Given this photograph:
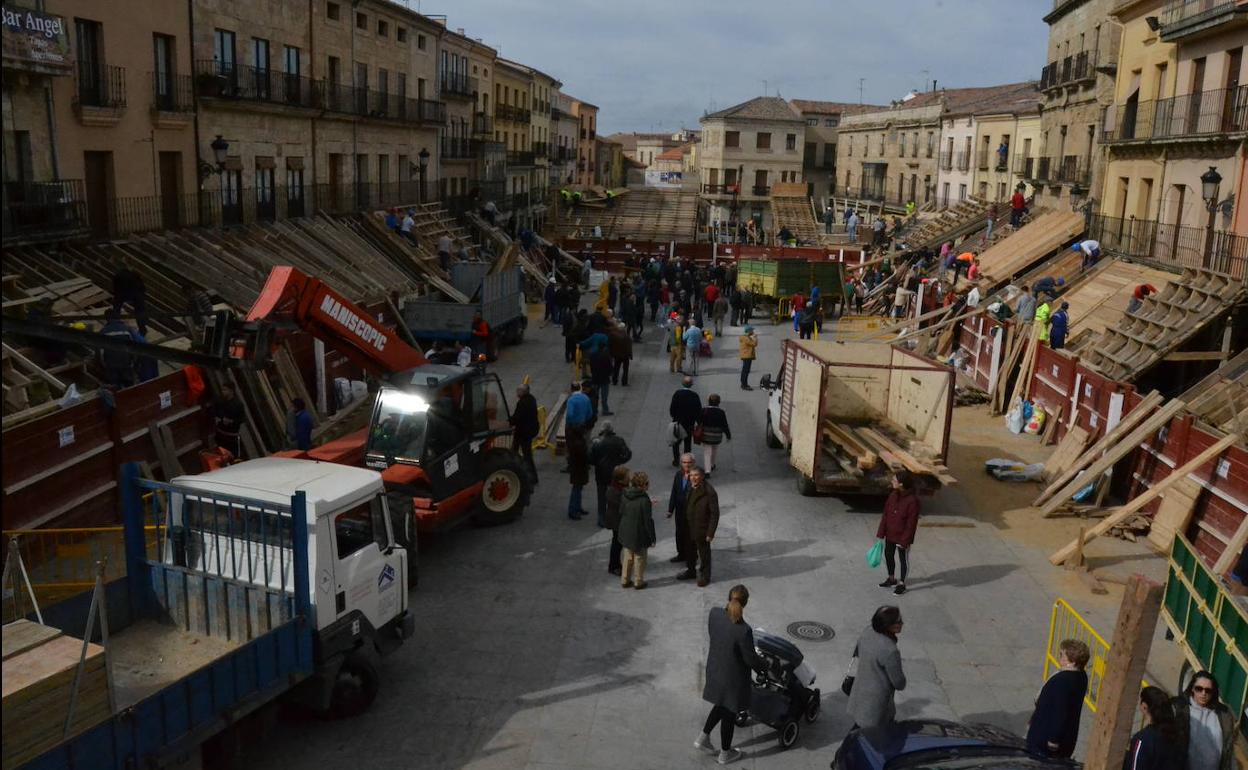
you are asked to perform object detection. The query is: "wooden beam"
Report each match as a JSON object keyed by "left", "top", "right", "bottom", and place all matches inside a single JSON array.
[
  {"left": 1163, "top": 350, "right": 1230, "bottom": 362},
  {"left": 1082, "top": 574, "right": 1163, "bottom": 770},
  {"left": 1049, "top": 432, "right": 1239, "bottom": 564},
  {"left": 1212, "top": 513, "right": 1248, "bottom": 575}
]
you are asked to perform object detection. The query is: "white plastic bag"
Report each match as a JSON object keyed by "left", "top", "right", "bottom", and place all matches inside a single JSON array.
[
  {"left": 59, "top": 383, "right": 82, "bottom": 409},
  {"left": 1005, "top": 399, "right": 1025, "bottom": 434}
]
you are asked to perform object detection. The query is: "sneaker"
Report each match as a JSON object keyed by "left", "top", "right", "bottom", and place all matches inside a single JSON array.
[
  {"left": 694, "top": 734, "right": 716, "bottom": 755},
  {"left": 893, "top": 583, "right": 907, "bottom": 596},
  {"left": 717, "top": 748, "right": 742, "bottom": 765},
  {"left": 878, "top": 577, "right": 898, "bottom": 588}
]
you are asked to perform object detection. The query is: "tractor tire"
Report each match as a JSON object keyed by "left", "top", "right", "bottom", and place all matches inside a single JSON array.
[
  {"left": 472, "top": 450, "right": 531, "bottom": 526},
  {"left": 765, "top": 413, "right": 783, "bottom": 449},
  {"left": 386, "top": 492, "right": 418, "bottom": 589},
  {"left": 329, "top": 653, "right": 379, "bottom": 719}
]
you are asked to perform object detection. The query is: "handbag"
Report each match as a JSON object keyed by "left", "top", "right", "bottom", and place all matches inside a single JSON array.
[
  {"left": 692, "top": 425, "right": 705, "bottom": 444},
  {"left": 841, "top": 647, "right": 859, "bottom": 696},
  {"left": 866, "top": 539, "right": 885, "bottom": 569},
  {"left": 667, "top": 421, "right": 687, "bottom": 446}
]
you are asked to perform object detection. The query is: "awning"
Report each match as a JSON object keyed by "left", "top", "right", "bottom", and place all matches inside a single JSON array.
[
  {"left": 285, "top": 156, "right": 305, "bottom": 170},
  {"left": 254, "top": 156, "right": 276, "bottom": 170}
]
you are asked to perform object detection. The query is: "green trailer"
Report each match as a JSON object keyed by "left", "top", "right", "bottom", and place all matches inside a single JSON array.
[
  {"left": 1163, "top": 534, "right": 1248, "bottom": 732},
  {"left": 737, "top": 259, "right": 846, "bottom": 301}
]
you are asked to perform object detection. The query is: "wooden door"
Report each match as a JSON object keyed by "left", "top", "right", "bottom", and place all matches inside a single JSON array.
[
  {"left": 83, "top": 151, "right": 112, "bottom": 237},
  {"left": 159, "top": 151, "right": 180, "bottom": 228}
]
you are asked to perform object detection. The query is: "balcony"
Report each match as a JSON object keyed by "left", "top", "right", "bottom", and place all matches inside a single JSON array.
[
  {"left": 1102, "top": 86, "right": 1248, "bottom": 143},
  {"left": 751, "top": 185, "right": 771, "bottom": 197},
  {"left": 955, "top": 151, "right": 971, "bottom": 172},
  {"left": 976, "top": 150, "right": 991, "bottom": 171},
  {"left": 1090, "top": 213, "right": 1247, "bottom": 278},
  {"left": 151, "top": 72, "right": 194, "bottom": 113},
  {"left": 1160, "top": 0, "right": 1248, "bottom": 41},
  {"left": 551, "top": 107, "right": 569, "bottom": 122},
  {"left": 1013, "top": 156, "right": 1036, "bottom": 177},
  {"left": 532, "top": 141, "right": 549, "bottom": 160},
  {"left": 2, "top": 180, "right": 89, "bottom": 246},
  {"left": 1040, "top": 49, "right": 1099, "bottom": 91},
  {"left": 938, "top": 151, "right": 953, "bottom": 171},
  {"left": 701, "top": 183, "right": 739, "bottom": 196},
  {"left": 440, "top": 72, "right": 477, "bottom": 100},
  {"left": 441, "top": 136, "right": 474, "bottom": 160},
  {"left": 74, "top": 63, "right": 126, "bottom": 124},
  {"left": 506, "top": 150, "right": 536, "bottom": 167},
  {"left": 472, "top": 112, "right": 493, "bottom": 135},
  {"left": 1032, "top": 155, "right": 1089, "bottom": 185},
  {"left": 496, "top": 104, "right": 531, "bottom": 124}
]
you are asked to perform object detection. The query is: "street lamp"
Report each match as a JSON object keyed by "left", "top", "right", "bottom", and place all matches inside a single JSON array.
[
  {"left": 197, "top": 135, "right": 230, "bottom": 182},
  {"left": 1200, "top": 166, "right": 1222, "bottom": 268},
  {"left": 418, "top": 147, "right": 430, "bottom": 205}
]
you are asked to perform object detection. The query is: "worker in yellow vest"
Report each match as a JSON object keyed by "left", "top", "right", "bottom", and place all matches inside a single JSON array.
[{"left": 1034, "top": 295, "right": 1052, "bottom": 343}]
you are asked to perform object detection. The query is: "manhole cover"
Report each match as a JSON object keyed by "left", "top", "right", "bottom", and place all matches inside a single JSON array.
[{"left": 786, "top": 621, "right": 835, "bottom": 642}]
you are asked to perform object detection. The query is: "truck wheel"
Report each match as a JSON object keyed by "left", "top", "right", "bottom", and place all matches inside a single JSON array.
[
  {"left": 330, "top": 653, "right": 379, "bottom": 718},
  {"left": 796, "top": 472, "right": 816, "bottom": 497},
  {"left": 472, "top": 450, "right": 531, "bottom": 526},
  {"left": 765, "top": 413, "right": 783, "bottom": 449},
  {"left": 386, "top": 492, "right": 419, "bottom": 589}
]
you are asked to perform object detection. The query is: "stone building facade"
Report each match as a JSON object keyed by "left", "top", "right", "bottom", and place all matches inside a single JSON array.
[
  {"left": 571, "top": 98, "right": 597, "bottom": 187},
  {"left": 790, "top": 100, "right": 884, "bottom": 205},
  {"left": 1031, "top": 0, "right": 1122, "bottom": 209},
  {"left": 698, "top": 96, "right": 805, "bottom": 230},
  {"left": 836, "top": 98, "right": 942, "bottom": 209}
]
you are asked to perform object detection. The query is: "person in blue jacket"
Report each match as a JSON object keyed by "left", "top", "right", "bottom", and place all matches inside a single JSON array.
[
  {"left": 1123, "top": 687, "right": 1184, "bottom": 770},
  {"left": 1025, "top": 639, "right": 1089, "bottom": 758},
  {"left": 1049, "top": 302, "right": 1070, "bottom": 350}
]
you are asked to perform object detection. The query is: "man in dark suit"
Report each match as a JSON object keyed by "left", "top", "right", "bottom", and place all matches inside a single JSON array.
[
  {"left": 668, "top": 376, "right": 702, "bottom": 466},
  {"left": 684, "top": 467, "right": 720, "bottom": 586},
  {"left": 668, "top": 453, "right": 696, "bottom": 568},
  {"left": 510, "top": 384, "right": 540, "bottom": 483}
]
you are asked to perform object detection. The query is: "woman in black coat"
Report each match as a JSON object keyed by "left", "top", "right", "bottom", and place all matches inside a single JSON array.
[
  {"left": 1123, "top": 686, "right": 1184, "bottom": 770},
  {"left": 695, "top": 585, "right": 765, "bottom": 764}
]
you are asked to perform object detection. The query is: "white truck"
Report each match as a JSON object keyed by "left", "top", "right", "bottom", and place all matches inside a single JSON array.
[{"left": 764, "top": 339, "right": 956, "bottom": 495}]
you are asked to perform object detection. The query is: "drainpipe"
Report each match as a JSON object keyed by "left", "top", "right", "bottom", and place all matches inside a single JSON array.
[
  {"left": 309, "top": 0, "right": 317, "bottom": 206},
  {"left": 45, "top": 84, "right": 61, "bottom": 179},
  {"left": 188, "top": 0, "right": 206, "bottom": 228}
]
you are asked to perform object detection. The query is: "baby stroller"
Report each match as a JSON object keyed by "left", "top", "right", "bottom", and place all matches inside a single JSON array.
[{"left": 735, "top": 629, "right": 820, "bottom": 749}]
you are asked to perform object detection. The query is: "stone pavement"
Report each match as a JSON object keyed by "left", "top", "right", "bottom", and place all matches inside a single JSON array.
[{"left": 242, "top": 298, "right": 1178, "bottom": 770}]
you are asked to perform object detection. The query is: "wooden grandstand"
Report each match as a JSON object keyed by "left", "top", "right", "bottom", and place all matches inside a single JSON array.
[{"left": 554, "top": 188, "right": 699, "bottom": 242}]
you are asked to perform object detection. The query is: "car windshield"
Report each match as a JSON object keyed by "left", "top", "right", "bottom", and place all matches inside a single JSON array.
[{"left": 367, "top": 389, "right": 431, "bottom": 462}]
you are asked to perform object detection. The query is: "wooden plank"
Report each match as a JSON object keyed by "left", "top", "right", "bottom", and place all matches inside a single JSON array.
[
  {"left": 1049, "top": 433, "right": 1239, "bottom": 564},
  {"left": 1212, "top": 514, "right": 1248, "bottom": 575},
  {"left": 1033, "top": 391, "right": 1167, "bottom": 505},
  {"left": 1082, "top": 575, "right": 1163, "bottom": 770},
  {"left": 1146, "top": 477, "right": 1201, "bottom": 554},
  {"left": 1043, "top": 425, "right": 1090, "bottom": 480},
  {"left": 1, "top": 621, "right": 63, "bottom": 661}
]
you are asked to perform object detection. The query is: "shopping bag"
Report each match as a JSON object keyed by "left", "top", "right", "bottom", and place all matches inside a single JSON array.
[{"left": 866, "top": 539, "right": 884, "bottom": 569}]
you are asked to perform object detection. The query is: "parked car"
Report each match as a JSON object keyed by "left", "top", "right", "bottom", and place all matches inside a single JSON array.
[{"left": 832, "top": 719, "right": 1080, "bottom": 769}]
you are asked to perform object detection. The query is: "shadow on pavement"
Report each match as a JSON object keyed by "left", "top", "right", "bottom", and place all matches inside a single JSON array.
[{"left": 907, "top": 563, "right": 1018, "bottom": 591}]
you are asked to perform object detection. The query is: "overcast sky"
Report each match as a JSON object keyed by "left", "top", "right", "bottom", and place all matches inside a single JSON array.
[{"left": 420, "top": 0, "right": 1053, "bottom": 134}]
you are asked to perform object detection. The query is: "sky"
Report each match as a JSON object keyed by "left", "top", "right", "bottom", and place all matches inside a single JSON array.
[{"left": 416, "top": 0, "right": 1054, "bottom": 134}]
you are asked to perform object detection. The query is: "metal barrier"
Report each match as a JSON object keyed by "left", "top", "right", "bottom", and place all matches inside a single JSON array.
[
  {"left": 2, "top": 523, "right": 160, "bottom": 622},
  {"left": 1045, "top": 598, "right": 1111, "bottom": 713}
]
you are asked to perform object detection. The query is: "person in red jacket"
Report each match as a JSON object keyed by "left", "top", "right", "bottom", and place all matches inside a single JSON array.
[
  {"left": 703, "top": 282, "right": 720, "bottom": 306},
  {"left": 470, "top": 311, "right": 491, "bottom": 360},
  {"left": 876, "top": 470, "right": 920, "bottom": 595}
]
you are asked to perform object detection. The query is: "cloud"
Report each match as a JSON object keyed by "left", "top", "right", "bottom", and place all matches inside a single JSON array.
[{"left": 427, "top": 0, "right": 1053, "bottom": 132}]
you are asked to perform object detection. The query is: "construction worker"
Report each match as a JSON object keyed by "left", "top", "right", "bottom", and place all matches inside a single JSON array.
[
  {"left": 100, "top": 309, "right": 141, "bottom": 388},
  {"left": 1035, "top": 295, "right": 1053, "bottom": 344},
  {"left": 605, "top": 189, "right": 616, "bottom": 209},
  {"left": 1072, "top": 239, "right": 1101, "bottom": 270},
  {"left": 905, "top": 200, "right": 916, "bottom": 218},
  {"left": 1127, "top": 283, "right": 1158, "bottom": 314},
  {"left": 1049, "top": 302, "right": 1070, "bottom": 350},
  {"left": 1033, "top": 275, "right": 1065, "bottom": 298}
]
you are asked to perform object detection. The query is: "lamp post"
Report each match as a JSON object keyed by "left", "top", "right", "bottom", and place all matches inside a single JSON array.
[
  {"left": 1200, "top": 165, "right": 1222, "bottom": 268},
  {"left": 418, "top": 147, "right": 430, "bottom": 205}
]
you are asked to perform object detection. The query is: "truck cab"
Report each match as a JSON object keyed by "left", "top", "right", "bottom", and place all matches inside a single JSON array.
[
  {"left": 365, "top": 364, "right": 532, "bottom": 535},
  {"left": 169, "top": 458, "right": 414, "bottom": 715}
]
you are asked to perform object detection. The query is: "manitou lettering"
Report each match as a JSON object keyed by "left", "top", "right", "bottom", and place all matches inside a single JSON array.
[{"left": 318, "top": 295, "right": 387, "bottom": 352}]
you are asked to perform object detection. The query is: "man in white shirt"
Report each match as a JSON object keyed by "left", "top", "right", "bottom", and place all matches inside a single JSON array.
[
  {"left": 437, "top": 234, "right": 453, "bottom": 270},
  {"left": 400, "top": 210, "right": 416, "bottom": 244}
]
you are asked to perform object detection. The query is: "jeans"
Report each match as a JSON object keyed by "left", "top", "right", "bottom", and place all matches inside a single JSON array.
[
  {"left": 568, "top": 485, "right": 584, "bottom": 517},
  {"left": 884, "top": 541, "right": 909, "bottom": 582},
  {"left": 1010, "top": 209, "right": 1023, "bottom": 228},
  {"left": 687, "top": 345, "right": 699, "bottom": 375},
  {"left": 597, "top": 381, "right": 611, "bottom": 414},
  {"left": 985, "top": 219, "right": 994, "bottom": 242},
  {"left": 847, "top": 225, "right": 857, "bottom": 242},
  {"left": 740, "top": 358, "right": 753, "bottom": 388}
]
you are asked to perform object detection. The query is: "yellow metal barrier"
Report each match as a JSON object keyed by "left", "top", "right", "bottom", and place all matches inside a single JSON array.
[{"left": 1044, "top": 598, "right": 1111, "bottom": 713}]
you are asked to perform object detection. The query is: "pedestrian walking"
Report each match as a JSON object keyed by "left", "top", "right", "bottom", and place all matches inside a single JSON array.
[
  {"left": 1010, "top": 186, "right": 1027, "bottom": 228},
  {"left": 738, "top": 326, "right": 757, "bottom": 390},
  {"left": 798, "top": 302, "right": 817, "bottom": 339},
  {"left": 589, "top": 421, "right": 632, "bottom": 529},
  {"left": 618, "top": 471, "right": 656, "bottom": 589},
  {"left": 683, "top": 320, "right": 704, "bottom": 376},
  {"left": 565, "top": 382, "right": 593, "bottom": 521},
  {"left": 510, "top": 384, "right": 540, "bottom": 483},
  {"left": 544, "top": 280, "right": 559, "bottom": 325},
  {"left": 680, "top": 467, "right": 719, "bottom": 586},
  {"left": 876, "top": 471, "right": 919, "bottom": 595},
  {"left": 1171, "top": 671, "right": 1236, "bottom": 770},
  {"left": 669, "top": 377, "right": 701, "bottom": 465},
  {"left": 608, "top": 322, "right": 633, "bottom": 387},
  {"left": 824, "top": 206, "right": 835, "bottom": 234},
  {"left": 847, "top": 210, "right": 859, "bottom": 242},
  {"left": 1123, "top": 687, "right": 1184, "bottom": 770},
  {"left": 668, "top": 315, "right": 686, "bottom": 374},
  {"left": 583, "top": 332, "right": 614, "bottom": 415},
  {"left": 668, "top": 453, "right": 696, "bottom": 565},
  {"left": 437, "top": 234, "right": 453, "bottom": 271},
  {"left": 846, "top": 605, "right": 907, "bottom": 729},
  {"left": 604, "top": 465, "right": 630, "bottom": 576},
  {"left": 694, "top": 585, "right": 765, "bottom": 765},
  {"left": 699, "top": 395, "right": 731, "bottom": 476},
  {"left": 1024, "top": 638, "right": 1090, "bottom": 759}
]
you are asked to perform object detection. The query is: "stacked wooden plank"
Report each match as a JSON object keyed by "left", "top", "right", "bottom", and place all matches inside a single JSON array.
[
  {"left": 972, "top": 211, "right": 1085, "bottom": 287},
  {"left": 1078, "top": 268, "right": 1247, "bottom": 382},
  {"left": 819, "top": 418, "right": 957, "bottom": 486},
  {"left": 770, "top": 195, "right": 825, "bottom": 246},
  {"left": 904, "top": 196, "right": 995, "bottom": 250},
  {"left": 1179, "top": 348, "right": 1248, "bottom": 437},
  {"left": 3, "top": 620, "right": 112, "bottom": 769},
  {"left": 555, "top": 188, "right": 699, "bottom": 242},
  {"left": 1058, "top": 260, "right": 1177, "bottom": 351}
]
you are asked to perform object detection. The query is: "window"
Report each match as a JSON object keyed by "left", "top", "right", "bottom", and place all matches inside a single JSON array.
[
  {"left": 824, "top": 117, "right": 838, "bottom": 127},
  {"left": 417, "top": 34, "right": 426, "bottom": 51},
  {"left": 756, "top": 132, "right": 771, "bottom": 149},
  {"left": 785, "top": 134, "right": 796, "bottom": 151},
  {"left": 287, "top": 161, "right": 305, "bottom": 216},
  {"left": 213, "top": 28, "right": 236, "bottom": 74},
  {"left": 724, "top": 130, "right": 740, "bottom": 148},
  {"left": 377, "top": 19, "right": 388, "bottom": 37},
  {"left": 355, "top": 12, "right": 367, "bottom": 30},
  {"left": 255, "top": 161, "right": 275, "bottom": 221},
  {"left": 899, "top": 133, "right": 906, "bottom": 156},
  {"left": 848, "top": 136, "right": 853, "bottom": 157},
  {"left": 153, "top": 34, "right": 175, "bottom": 108},
  {"left": 326, "top": 1, "right": 340, "bottom": 20},
  {"left": 334, "top": 503, "right": 378, "bottom": 559},
  {"left": 806, "top": 117, "right": 818, "bottom": 126},
  {"left": 284, "top": 45, "right": 300, "bottom": 76},
  {"left": 912, "top": 133, "right": 919, "bottom": 158},
  {"left": 877, "top": 134, "right": 885, "bottom": 154},
  {"left": 396, "top": 26, "right": 407, "bottom": 42},
  {"left": 252, "top": 38, "right": 270, "bottom": 98}
]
